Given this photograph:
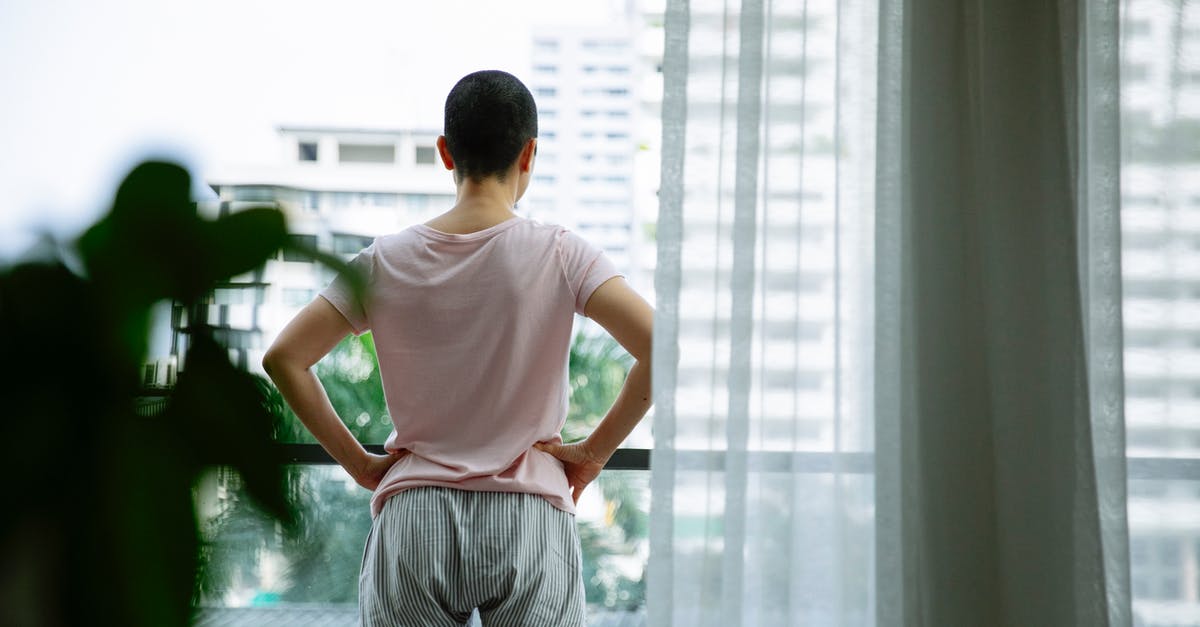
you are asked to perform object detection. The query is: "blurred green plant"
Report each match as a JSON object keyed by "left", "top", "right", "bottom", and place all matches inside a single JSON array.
[{"left": 0, "top": 161, "right": 353, "bottom": 626}]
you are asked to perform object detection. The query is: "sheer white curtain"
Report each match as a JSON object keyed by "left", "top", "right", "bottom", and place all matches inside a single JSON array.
[{"left": 647, "top": 0, "right": 1131, "bottom": 625}]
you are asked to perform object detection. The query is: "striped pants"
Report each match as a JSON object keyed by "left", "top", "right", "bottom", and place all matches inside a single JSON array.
[{"left": 359, "top": 486, "right": 586, "bottom": 626}]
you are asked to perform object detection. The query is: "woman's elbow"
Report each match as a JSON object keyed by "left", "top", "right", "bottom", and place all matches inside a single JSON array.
[{"left": 261, "top": 347, "right": 288, "bottom": 376}]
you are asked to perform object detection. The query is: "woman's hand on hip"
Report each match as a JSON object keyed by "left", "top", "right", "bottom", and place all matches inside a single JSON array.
[
  {"left": 352, "top": 450, "right": 408, "bottom": 492},
  {"left": 533, "top": 440, "right": 607, "bottom": 505}
]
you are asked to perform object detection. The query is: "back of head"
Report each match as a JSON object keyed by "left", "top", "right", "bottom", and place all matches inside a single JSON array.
[{"left": 444, "top": 70, "right": 539, "bottom": 183}]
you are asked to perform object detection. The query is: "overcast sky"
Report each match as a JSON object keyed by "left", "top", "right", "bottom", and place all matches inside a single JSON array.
[{"left": 0, "top": 0, "right": 628, "bottom": 258}]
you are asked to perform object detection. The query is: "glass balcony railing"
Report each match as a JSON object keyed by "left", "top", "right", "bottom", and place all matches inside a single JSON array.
[{"left": 192, "top": 462, "right": 649, "bottom": 627}]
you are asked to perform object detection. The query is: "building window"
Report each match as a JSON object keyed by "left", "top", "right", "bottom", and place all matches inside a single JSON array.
[
  {"left": 332, "top": 233, "right": 374, "bottom": 255},
  {"left": 542, "top": 131, "right": 557, "bottom": 140},
  {"left": 1123, "top": 63, "right": 1150, "bottom": 82},
  {"left": 298, "top": 141, "right": 318, "bottom": 162},
  {"left": 1123, "top": 19, "right": 1152, "bottom": 37},
  {"left": 534, "top": 64, "right": 558, "bottom": 73},
  {"left": 282, "top": 288, "right": 316, "bottom": 308},
  {"left": 415, "top": 145, "right": 437, "bottom": 165},
  {"left": 405, "top": 194, "right": 430, "bottom": 211},
  {"left": 301, "top": 191, "right": 320, "bottom": 209},
  {"left": 581, "top": 39, "right": 624, "bottom": 52},
  {"left": 533, "top": 38, "right": 559, "bottom": 53},
  {"left": 582, "top": 87, "right": 629, "bottom": 97},
  {"left": 338, "top": 143, "right": 395, "bottom": 164},
  {"left": 606, "top": 132, "right": 629, "bottom": 140},
  {"left": 233, "top": 186, "right": 277, "bottom": 202},
  {"left": 535, "top": 87, "right": 557, "bottom": 98}
]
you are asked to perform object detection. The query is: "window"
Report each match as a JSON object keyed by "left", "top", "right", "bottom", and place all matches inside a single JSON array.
[
  {"left": 583, "top": 87, "right": 630, "bottom": 97},
  {"left": 338, "top": 143, "right": 395, "bottom": 164},
  {"left": 282, "top": 287, "right": 316, "bottom": 307},
  {"left": 332, "top": 233, "right": 373, "bottom": 255},
  {"left": 1123, "top": 19, "right": 1152, "bottom": 37},
  {"left": 298, "top": 141, "right": 318, "bottom": 162},
  {"left": 581, "top": 39, "right": 625, "bottom": 53},
  {"left": 232, "top": 186, "right": 277, "bottom": 202},
  {"left": 533, "top": 38, "right": 558, "bottom": 53},
  {"left": 414, "top": 145, "right": 436, "bottom": 165},
  {"left": 1123, "top": 62, "right": 1150, "bottom": 82},
  {"left": 535, "top": 87, "right": 557, "bottom": 98},
  {"left": 534, "top": 64, "right": 557, "bottom": 73},
  {"left": 404, "top": 194, "right": 429, "bottom": 211}
]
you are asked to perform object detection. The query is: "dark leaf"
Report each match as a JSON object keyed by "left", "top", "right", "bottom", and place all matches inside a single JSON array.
[
  {"left": 168, "top": 332, "right": 295, "bottom": 525},
  {"left": 204, "top": 207, "right": 288, "bottom": 280}
]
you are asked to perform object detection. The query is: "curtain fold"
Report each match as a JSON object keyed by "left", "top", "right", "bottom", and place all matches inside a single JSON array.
[
  {"left": 648, "top": 0, "right": 1131, "bottom": 624},
  {"left": 887, "top": 0, "right": 1131, "bottom": 623}
]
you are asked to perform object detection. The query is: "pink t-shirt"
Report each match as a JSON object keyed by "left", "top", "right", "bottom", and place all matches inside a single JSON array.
[{"left": 319, "top": 216, "right": 621, "bottom": 518}]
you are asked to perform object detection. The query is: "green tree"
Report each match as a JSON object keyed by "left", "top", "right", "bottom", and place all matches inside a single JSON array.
[
  {"left": 270, "top": 332, "right": 392, "bottom": 444},
  {"left": 562, "top": 332, "right": 648, "bottom": 611}
]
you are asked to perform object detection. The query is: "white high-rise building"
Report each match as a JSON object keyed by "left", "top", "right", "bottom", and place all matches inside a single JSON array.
[
  {"left": 1120, "top": 4, "right": 1200, "bottom": 623},
  {"left": 637, "top": 1, "right": 858, "bottom": 454},
  {"left": 524, "top": 25, "right": 653, "bottom": 293}
]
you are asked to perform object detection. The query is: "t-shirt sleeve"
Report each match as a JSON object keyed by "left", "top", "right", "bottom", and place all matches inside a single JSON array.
[
  {"left": 318, "top": 242, "right": 375, "bottom": 335},
  {"left": 556, "top": 228, "right": 623, "bottom": 316}
]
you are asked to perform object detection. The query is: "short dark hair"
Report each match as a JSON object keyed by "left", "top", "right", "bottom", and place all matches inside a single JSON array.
[{"left": 443, "top": 70, "right": 538, "bottom": 183}]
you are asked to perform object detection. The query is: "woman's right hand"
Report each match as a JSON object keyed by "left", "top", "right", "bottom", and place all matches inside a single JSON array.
[
  {"left": 351, "top": 450, "right": 408, "bottom": 492},
  {"left": 533, "top": 440, "right": 608, "bottom": 504}
]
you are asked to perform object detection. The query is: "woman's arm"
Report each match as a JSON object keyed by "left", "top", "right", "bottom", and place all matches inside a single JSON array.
[
  {"left": 535, "top": 276, "right": 653, "bottom": 503},
  {"left": 262, "top": 297, "right": 401, "bottom": 490}
]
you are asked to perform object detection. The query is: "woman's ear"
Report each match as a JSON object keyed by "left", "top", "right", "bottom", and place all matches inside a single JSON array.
[
  {"left": 518, "top": 138, "right": 537, "bottom": 173},
  {"left": 436, "top": 135, "right": 455, "bottom": 171}
]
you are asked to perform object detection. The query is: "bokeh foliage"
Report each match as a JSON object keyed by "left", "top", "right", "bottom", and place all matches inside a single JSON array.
[{"left": 0, "top": 161, "right": 346, "bottom": 626}]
